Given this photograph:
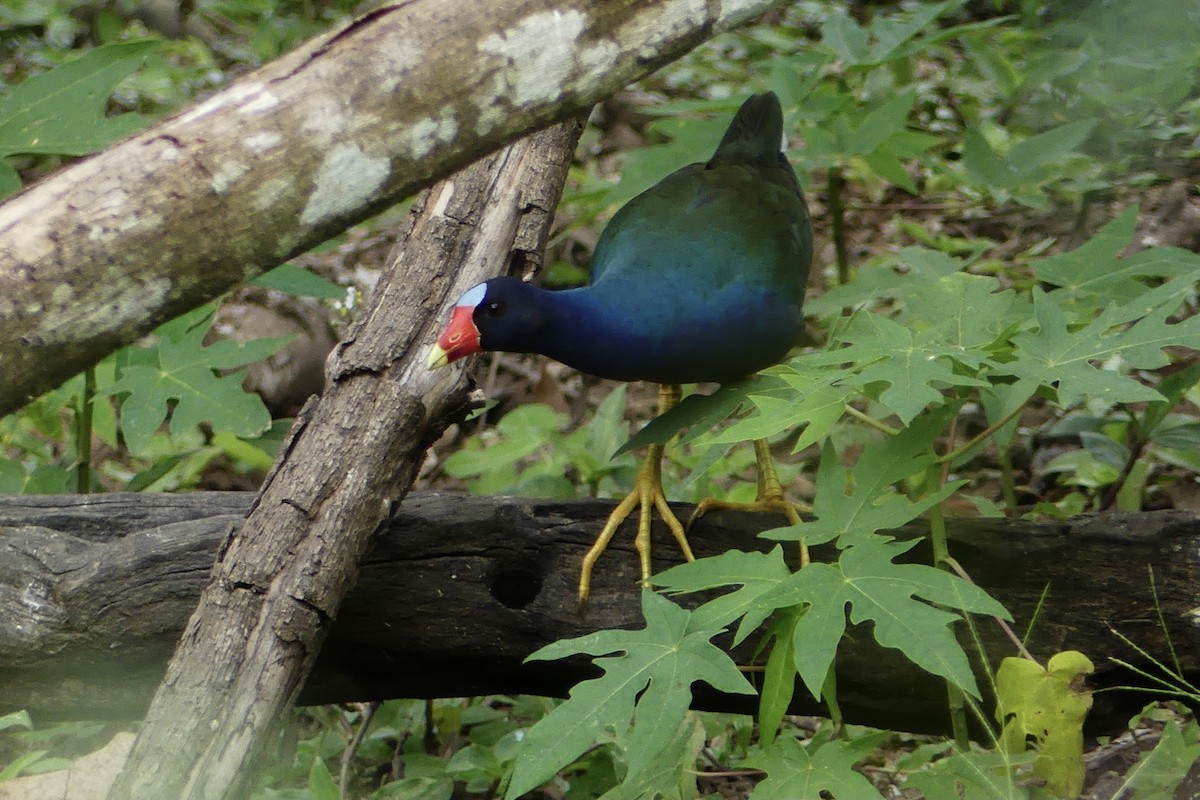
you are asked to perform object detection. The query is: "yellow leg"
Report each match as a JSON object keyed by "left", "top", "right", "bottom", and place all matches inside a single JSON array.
[
  {"left": 578, "top": 384, "right": 694, "bottom": 607},
  {"left": 688, "top": 438, "right": 811, "bottom": 567}
]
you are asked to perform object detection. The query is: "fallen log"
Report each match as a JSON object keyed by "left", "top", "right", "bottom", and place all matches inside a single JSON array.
[{"left": 1, "top": 491, "right": 1197, "bottom": 735}]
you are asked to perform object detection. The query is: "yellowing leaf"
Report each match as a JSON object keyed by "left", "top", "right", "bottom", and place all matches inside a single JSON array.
[{"left": 995, "top": 651, "right": 1094, "bottom": 799}]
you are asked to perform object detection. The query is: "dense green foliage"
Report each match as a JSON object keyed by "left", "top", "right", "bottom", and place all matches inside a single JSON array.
[{"left": 2, "top": 0, "right": 1200, "bottom": 798}]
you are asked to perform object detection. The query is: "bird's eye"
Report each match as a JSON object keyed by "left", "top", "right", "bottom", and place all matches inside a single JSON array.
[{"left": 484, "top": 300, "right": 506, "bottom": 317}]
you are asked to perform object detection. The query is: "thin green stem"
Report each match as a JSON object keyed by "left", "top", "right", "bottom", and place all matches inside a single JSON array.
[
  {"left": 996, "top": 442, "right": 1018, "bottom": 516},
  {"left": 936, "top": 402, "right": 1025, "bottom": 466},
  {"left": 75, "top": 367, "right": 95, "bottom": 494},
  {"left": 925, "top": 465, "right": 970, "bottom": 748},
  {"left": 827, "top": 167, "right": 850, "bottom": 287},
  {"left": 821, "top": 668, "right": 843, "bottom": 738},
  {"left": 843, "top": 404, "right": 900, "bottom": 436}
]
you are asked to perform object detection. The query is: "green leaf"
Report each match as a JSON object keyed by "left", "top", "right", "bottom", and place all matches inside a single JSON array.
[
  {"left": 1121, "top": 720, "right": 1200, "bottom": 800},
  {"left": 506, "top": 591, "right": 753, "bottom": 799},
  {"left": 745, "top": 734, "right": 885, "bottom": 800},
  {"left": 251, "top": 263, "right": 345, "bottom": 299},
  {"left": 861, "top": 143, "right": 918, "bottom": 193},
  {"left": 804, "top": 246, "right": 963, "bottom": 317},
  {"left": 906, "top": 747, "right": 1036, "bottom": 799},
  {"left": 617, "top": 373, "right": 786, "bottom": 455},
  {"left": 600, "top": 715, "right": 704, "bottom": 800},
  {"left": 0, "top": 159, "right": 20, "bottom": 200},
  {"left": 1141, "top": 363, "right": 1200, "bottom": 435},
  {"left": 865, "top": 0, "right": 967, "bottom": 64},
  {"left": 996, "top": 652, "right": 1094, "bottom": 799},
  {"left": 816, "top": 311, "right": 988, "bottom": 423},
  {"left": 843, "top": 91, "right": 916, "bottom": 156},
  {"left": 820, "top": 12, "right": 870, "bottom": 65},
  {"left": 1007, "top": 119, "right": 1097, "bottom": 172},
  {"left": 757, "top": 608, "right": 802, "bottom": 746},
  {"left": 308, "top": 756, "right": 340, "bottom": 800},
  {"left": 656, "top": 547, "right": 792, "bottom": 645},
  {"left": 707, "top": 369, "right": 847, "bottom": 452},
  {"left": 1033, "top": 208, "right": 1200, "bottom": 308},
  {"left": 0, "top": 749, "right": 52, "bottom": 781},
  {"left": 0, "top": 710, "right": 32, "bottom": 733},
  {"left": 102, "top": 305, "right": 289, "bottom": 454},
  {"left": 773, "top": 538, "right": 1009, "bottom": 701},
  {"left": 1001, "top": 287, "right": 1199, "bottom": 408},
  {"left": 0, "top": 40, "right": 156, "bottom": 158},
  {"left": 766, "top": 416, "right": 962, "bottom": 548}
]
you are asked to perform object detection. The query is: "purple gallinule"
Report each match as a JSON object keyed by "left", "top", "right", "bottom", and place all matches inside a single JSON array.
[{"left": 430, "top": 92, "right": 813, "bottom": 604}]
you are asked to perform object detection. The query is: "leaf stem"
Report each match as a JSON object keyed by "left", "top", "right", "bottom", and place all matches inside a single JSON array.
[
  {"left": 843, "top": 404, "right": 900, "bottom": 436},
  {"left": 997, "top": 442, "right": 1018, "bottom": 517},
  {"left": 925, "top": 465, "right": 970, "bottom": 749},
  {"left": 75, "top": 367, "right": 95, "bottom": 494},
  {"left": 936, "top": 402, "right": 1025, "bottom": 466},
  {"left": 942, "top": 556, "right": 1036, "bottom": 663}
]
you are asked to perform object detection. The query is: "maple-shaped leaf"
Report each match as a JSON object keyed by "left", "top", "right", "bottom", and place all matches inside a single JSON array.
[
  {"left": 769, "top": 538, "right": 1009, "bottom": 701},
  {"left": 805, "top": 246, "right": 962, "bottom": 317},
  {"left": 600, "top": 715, "right": 705, "bottom": 800},
  {"left": 1001, "top": 286, "right": 1200, "bottom": 408},
  {"left": 103, "top": 305, "right": 291, "bottom": 455},
  {"left": 745, "top": 733, "right": 886, "bottom": 800},
  {"left": 1033, "top": 207, "right": 1200, "bottom": 308},
  {"left": 765, "top": 412, "right": 962, "bottom": 548},
  {"left": 505, "top": 591, "right": 753, "bottom": 799},
  {"left": 900, "top": 272, "right": 1022, "bottom": 355},
  {"left": 803, "top": 312, "right": 988, "bottom": 424},
  {"left": 0, "top": 40, "right": 155, "bottom": 159},
  {"left": 616, "top": 372, "right": 789, "bottom": 455},
  {"left": 906, "top": 747, "right": 1039, "bottom": 800},
  {"left": 655, "top": 547, "right": 792, "bottom": 645},
  {"left": 708, "top": 367, "right": 850, "bottom": 452}
]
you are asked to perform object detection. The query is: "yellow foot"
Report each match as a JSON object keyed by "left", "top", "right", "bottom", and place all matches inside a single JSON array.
[
  {"left": 578, "top": 384, "right": 695, "bottom": 609},
  {"left": 686, "top": 491, "right": 810, "bottom": 528},
  {"left": 687, "top": 438, "right": 811, "bottom": 567}
]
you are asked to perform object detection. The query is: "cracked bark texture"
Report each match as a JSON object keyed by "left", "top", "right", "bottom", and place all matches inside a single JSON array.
[
  {"left": 0, "top": 0, "right": 789, "bottom": 416},
  {"left": 101, "top": 119, "right": 583, "bottom": 800}
]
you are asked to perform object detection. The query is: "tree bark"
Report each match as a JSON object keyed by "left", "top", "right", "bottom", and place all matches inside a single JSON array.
[
  {"left": 98, "top": 118, "right": 582, "bottom": 799},
  {"left": 3, "top": 491, "right": 1197, "bottom": 737},
  {"left": 0, "top": 0, "right": 788, "bottom": 416}
]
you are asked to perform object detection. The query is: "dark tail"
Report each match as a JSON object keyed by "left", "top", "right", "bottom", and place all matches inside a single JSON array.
[{"left": 711, "top": 92, "right": 784, "bottom": 164}]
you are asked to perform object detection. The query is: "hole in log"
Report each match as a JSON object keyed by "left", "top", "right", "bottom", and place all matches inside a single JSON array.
[{"left": 489, "top": 564, "right": 542, "bottom": 609}]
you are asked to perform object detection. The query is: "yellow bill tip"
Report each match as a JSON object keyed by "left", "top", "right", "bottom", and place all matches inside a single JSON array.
[{"left": 427, "top": 343, "right": 451, "bottom": 370}]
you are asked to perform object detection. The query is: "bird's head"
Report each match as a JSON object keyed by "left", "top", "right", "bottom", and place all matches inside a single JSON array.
[{"left": 427, "top": 277, "right": 546, "bottom": 368}]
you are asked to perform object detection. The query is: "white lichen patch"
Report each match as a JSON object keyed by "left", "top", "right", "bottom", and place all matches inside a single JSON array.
[
  {"left": 300, "top": 144, "right": 389, "bottom": 227},
  {"left": 211, "top": 162, "right": 249, "bottom": 195},
  {"left": 300, "top": 98, "right": 352, "bottom": 146},
  {"left": 253, "top": 177, "right": 292, "bottom": 211},
  {"left": 175, "top": 81, "right": 268, "bottom": 126},
  {"left": 37, "top": 276, "right": 171, "bottom": 343},
  {"left": 244, "top": 132, "right": 283, "bottom": 154},
  {"left": 376, "top": 39, "right": 425, "bottom": 92},
  {"left": 481, "top": 10, "right": 586, "bottom": 104},
  {"left": 51, "top": 283, "right": 75, "bottom": 305},
  {"left": 475, "top": 10, "right": 585, "bottom": 134},
  {"left": 407, "top": 112, "right": 458, "bottom": 159},
  {"left": 240, "top": 91, "right": 281, "bottom": 115}
]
